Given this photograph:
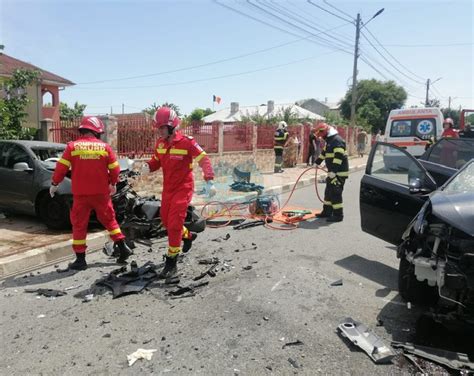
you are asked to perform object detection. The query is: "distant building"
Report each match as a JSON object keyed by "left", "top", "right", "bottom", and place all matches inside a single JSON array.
[
  {"left": 0, "top": 53, "right": 74, "bottom": 126},
  {"left": 296, "top": 98, "right": 340, "bottom": 117},
  {"left": 202, "top": 100, "right": 324, "bottom": 124}
]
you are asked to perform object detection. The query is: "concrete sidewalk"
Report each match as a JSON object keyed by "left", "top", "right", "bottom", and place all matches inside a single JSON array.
[{"left": 0, "top": 155, "right": 367, "bottom": 279}]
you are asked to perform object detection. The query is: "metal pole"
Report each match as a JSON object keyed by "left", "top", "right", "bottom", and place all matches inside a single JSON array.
[
  {"left": 349, "top": 13, "right": 361, "bottom": 154},
  {"left": 425, "top": 79, "right": 430, "bottom": 107}
]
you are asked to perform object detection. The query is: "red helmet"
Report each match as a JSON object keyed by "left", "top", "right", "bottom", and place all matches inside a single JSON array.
[
  {"left": 153, "top": 107, "right": 181, "bottom": 129},
  {"left": 443, "top": 118, "right": 454, "bottom": 127},
  {"left": 314, "top": 122, "right": 330, "bottom": 138},
  {"left": 79, "top": 116, "right": 104, "bottom": 134}
]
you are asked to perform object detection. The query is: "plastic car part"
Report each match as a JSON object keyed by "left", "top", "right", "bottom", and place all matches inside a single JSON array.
[
  {"left": 338, "top": 317, "right": 396, "bottom": 364},
  {"left": 392, "top": 342, "right": 474, "bottom": 371}
]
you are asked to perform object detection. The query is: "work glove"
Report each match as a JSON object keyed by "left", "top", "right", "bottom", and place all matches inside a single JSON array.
[
  {"left": 205, "top": 180, "right": 217, "bottom": 198},
  {"left": 141, "top": 163, "right": 150, "bottom": 176},
  {"left": 327, "top": 171, "right": 336, "bottom": 179},
  {"left": 109, "top": 184, "right": 117, "bottom": 196},
  {"left": 49, "top": 184, "right": 58, "bottom": 198},
  {"left": 329, "top": 177, "right": 342, "bottom": 186}
]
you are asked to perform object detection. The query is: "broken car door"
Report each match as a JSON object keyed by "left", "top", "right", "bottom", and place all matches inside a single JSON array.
[{"left": 360, "top": 142, "right": 437, "bottom": 245}]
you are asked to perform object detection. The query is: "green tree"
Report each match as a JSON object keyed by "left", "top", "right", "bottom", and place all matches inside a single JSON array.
[
  {"left": 143, "top": 102, "right": 181, "bottom": 117},
  {"left": 340, "top": 79, "right": 407, "bottom": 133},
  {"left": 425, "top": 98, "right": 441, "bottom": 108},
  {"left": 60, "top": 101, "right": 87, "bottom": 120},
  {"left": 188, "top": 107, "right": 214, "bottom": 121},
  {"left": 0, "top": 68, "right": 40, "bottom": 139}
]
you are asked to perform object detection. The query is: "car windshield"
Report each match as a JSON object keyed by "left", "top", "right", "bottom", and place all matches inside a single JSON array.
[
  {"left": 32, "top": 147, "right": 65, "bottom": 162},
  {"left": 425, "top": 139, "right": 474, "bottom": 169},
  {"left": 443, "top": 161, "right": 474, "bottom": 193}
]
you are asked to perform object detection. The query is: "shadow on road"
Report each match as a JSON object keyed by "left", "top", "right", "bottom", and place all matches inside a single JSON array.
[
  {"left": 297, "top": 218, "right": 332, "bottom": 230},
  {"left": 334, "top": 254, "right": 398, "bottom": 290}
]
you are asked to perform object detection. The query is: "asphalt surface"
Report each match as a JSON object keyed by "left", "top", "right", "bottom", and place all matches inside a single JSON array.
[{"left": 0, "top": 170, "right": 450, "bottom": 375}]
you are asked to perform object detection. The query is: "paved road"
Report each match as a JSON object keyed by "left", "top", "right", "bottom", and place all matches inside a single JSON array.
[{"left": 0, "top": 170, "right": 441, "bottom": 375}]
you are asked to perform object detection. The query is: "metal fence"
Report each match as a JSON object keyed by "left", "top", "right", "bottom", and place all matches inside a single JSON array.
[
  {"left": 181, "top": 121, "right": 219, "bottom": 153},
  {"left": 223, "top": 123, "right": 253, "bottom": 152},
  {"left": 256, "top": 124, "right": 276, "bottom": 149},
  {"left": 50, "top": 120, "right": 81, "bottom": 144},
  {"left": 117, "top": 117, "right": 157, "bottom": 158}
]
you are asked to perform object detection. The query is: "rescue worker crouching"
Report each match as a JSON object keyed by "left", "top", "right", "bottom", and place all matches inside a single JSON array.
[
  {"left": 274, "top": 121, "right": 289, "bottom": 173},
  {"left": 50, "top": 116, "right": 132, "bottom": 271},
  {"left": 313, "top": 123, "right": 348, "bottom": 223},
  {"left": 142, "top": 107, "right": 216, "bottom": 280}
]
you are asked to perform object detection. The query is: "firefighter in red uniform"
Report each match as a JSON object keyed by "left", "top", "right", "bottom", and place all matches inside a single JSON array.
[
  {"left": 441, "top": 118, "right": 459, "bottom": 139},
  {"left": 50, "top": 116, "right": 132, "bottom": 270},
  {"left": 142, "top": 107, "right": 216, "bottom": 279}
]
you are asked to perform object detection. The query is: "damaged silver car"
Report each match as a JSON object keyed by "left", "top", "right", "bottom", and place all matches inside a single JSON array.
[{"left": 361, "top": 142, "right": 474, "bottom": 322}]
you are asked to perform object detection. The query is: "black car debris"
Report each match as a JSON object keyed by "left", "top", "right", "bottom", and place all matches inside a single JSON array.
[{"left": 361, "top": 142, "right": 474, "bottom": 323}]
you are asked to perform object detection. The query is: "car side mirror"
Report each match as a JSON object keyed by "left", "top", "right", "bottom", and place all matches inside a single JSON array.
[
  {"left": 13, "top": 162, "right": 33, "bottom": 172},
  {"left": 408, "top": 177, "right": 433, "bottom": 194}
]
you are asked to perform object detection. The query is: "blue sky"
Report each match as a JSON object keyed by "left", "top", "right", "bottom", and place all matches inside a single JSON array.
[{"left": 2, "top": 0, "right": 473, "bottom": 115}]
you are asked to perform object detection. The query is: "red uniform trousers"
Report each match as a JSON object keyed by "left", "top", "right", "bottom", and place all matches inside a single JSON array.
[
  {"left": 161, "top": 187, "right": 193, "bottom": 257},
  {"left": 71, "top": 194, "right": 124, "bottom": 253}
]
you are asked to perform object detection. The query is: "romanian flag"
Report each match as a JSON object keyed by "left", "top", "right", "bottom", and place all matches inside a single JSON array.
[{"left": 213, "top": 95, "right": 222, "bottom": 104}]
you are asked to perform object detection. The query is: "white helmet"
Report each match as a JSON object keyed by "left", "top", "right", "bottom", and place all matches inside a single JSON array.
[
  {"left": 277, "top": 121, "right": 287, "bottom": 130},
  {"left": 327, "top": 126, "right": 338, "bottom": 137}
]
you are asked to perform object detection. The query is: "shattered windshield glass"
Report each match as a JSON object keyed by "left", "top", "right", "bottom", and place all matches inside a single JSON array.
[
  {"left": 443, "top": 161, "right": 474, "bottom": 194},
  {"left": 32, "top": 147, "right": 65, "bottom": 169}
]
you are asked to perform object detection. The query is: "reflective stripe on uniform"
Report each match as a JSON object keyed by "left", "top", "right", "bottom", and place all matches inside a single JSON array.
[
  {"left": 332, "top": 203, "right": 343, "bottom": 209},
  {"left": 195, "top": 151, "right": 206, "bottom": 162},
  {"left": 168, "top": 246, "right": 181, "bottom": 256},
  {"left": 108, "top": 161, "right": 119, "bottom": 169},
  {"left": 109, "top": 228, "right": 122, "bottom": 235},
  {"left": 58, "top": 158, "right": 71, "bottom": 167},
  {"left": 274, "top": 146, "right": 284, "bottom": 149},
  {"left": 333, "top": 147, "right": 345, "bottom": 154},
  {"left": 71, "top": 150, "right": 108, "bottom": 157},
  {"left": 274, "top": 137, "right": 286, "bottom": 141},
  {"left": 156, "top": 148, "right": 167, "bottom": 154},
  {"left": 324, "top": 201, "right": 332, "bottom": 205},
  {"left": 332, "top": 158, "right": 343, "bottom": 165},
  {"left": 182, "top": 226, "right": 190, "bottom": 239},
  {"left": 325, "top": 152, "right": 335, "bottom": 157},
  {"left": 72, "top": 239, "right": 86, "bottom": 245},
  {"left": 336, "top": 171, "right": 349, "bottom": 177},
  {"left": 170, "top": 148, "right": 188, "bottom": 155}
]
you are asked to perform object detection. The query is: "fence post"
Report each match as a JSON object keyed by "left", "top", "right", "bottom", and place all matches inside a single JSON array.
[
  {"left": 100, "top": 115, "right": 118, "bottom": 151},
  {"left": 218, "top": 121, "right": 224, "bottom": 156},
  {"left": 39, "top": 118, "right": 54, "bottom": 142}
]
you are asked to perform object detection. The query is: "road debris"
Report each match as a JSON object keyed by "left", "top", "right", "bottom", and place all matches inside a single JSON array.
[
  {"left": 242, "top": 265, "right": 253, "bottom": 271},
  {"left": 168, "top": 281, "right": 209, "bottom": 296},
  {"left": 64, "top": 285, "right": 82, "bottom": 291},
  {"left": 233, "top": 244, "right": 258, "bottom": 253},
  {"left": 330, "top": 279, "right": 343, "bottom": 287},
  {"left": 282, "top": 340, "right": 304, "bottom": 349},
  {"left": 82, "top": 294, "right": 94, "bottom": 303},
  {"left": 25, "top": 288, "right": 67, "bottom": 297},
  {"left": 392, "top": 341, "right": 474, "bottom": 371},
  {"left": 211, "top": 233, "right": 231, "bottom": 242},
  {"left": 193, "top": 263, "right": 219, "bottom": 281},
  {"left": 233, "top": 219, "right": 267, "bottom": 230},
  {"left": 288, "top": 357, "right": 300, "bottom": 368},
  {"left": 127, "top": 348, "right": 157, "bottom": 366},
  {"left": 338, "top": 317, "right": 396, "bottom": 364},
  {"left": 37, "top": 314, "right": 45, "bottom": 318},
  {"left": 96, "top": 261, "right": 158, "bottom": 298},
  {"left": 198, "top": 257, "right": 219, "bottom": 265}
]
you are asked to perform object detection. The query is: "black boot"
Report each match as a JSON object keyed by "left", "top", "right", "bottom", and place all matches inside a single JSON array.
[
  {"left": 114, "top": 239, "right": 133, "bottom": 264},
  {"left": 182, "top": 232, "right": 197, "bottom": 253},
  {"left": 69, "top": 252, "right": 87, "bottom": 271},
  {"left": 157, "top": 256, "right": 178, "bottom": 279},
  {"left": 315, "top": 205, "right": 332, "bottom": 218}
]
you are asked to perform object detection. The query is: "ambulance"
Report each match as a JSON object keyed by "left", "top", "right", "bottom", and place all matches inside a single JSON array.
[{"left": 384, "top": 107, "right": 444, "bottom": 157}]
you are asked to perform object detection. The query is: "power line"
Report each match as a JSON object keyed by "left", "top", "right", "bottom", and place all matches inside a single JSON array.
[
  {"left": 364, "top": 42, "right": 474, "bottom": 48},
  {"left": 360, "top": 32, "right": 425, "bottom": 85},
  {"left": 253, "top": 0, "right": 354, "bottom": 51},
  {"left": 363, "top": 26, "right": 425, "bottom": 82},
  {"left": 69, "top": 50, "right": 341, "bottom": 90},
  {"left": 307, "top": 0, "right": 353, "bottom": 23},
  {"left": 323, "top": 0, "right": 354, "bottom": 20},
  {"left": 244, "top": 0, "right": 353, "bottom": 53}
]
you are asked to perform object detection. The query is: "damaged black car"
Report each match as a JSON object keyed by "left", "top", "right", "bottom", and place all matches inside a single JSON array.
[{"left": 361, "top": 142, "right": 474, "bottom": 322}]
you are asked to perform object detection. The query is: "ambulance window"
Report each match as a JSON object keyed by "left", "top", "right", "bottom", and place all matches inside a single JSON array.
[
  {"left": 390, "top": 120, "right": 413, "bottom": 137},
  {"left": 414, "top": 118, "right": 436, "bottom": 140}
]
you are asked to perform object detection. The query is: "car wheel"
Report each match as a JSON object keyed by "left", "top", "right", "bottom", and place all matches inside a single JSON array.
[
  {"left": 38, "top": 194, "right": 72, "bottom": 230},
  {"left": 398, "top": 256, "right": 438, "bottom": 306}
]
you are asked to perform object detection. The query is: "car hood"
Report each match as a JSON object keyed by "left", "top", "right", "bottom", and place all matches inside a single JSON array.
[{"left": 431, "top": 191, "right": 474, "bottom": 237}]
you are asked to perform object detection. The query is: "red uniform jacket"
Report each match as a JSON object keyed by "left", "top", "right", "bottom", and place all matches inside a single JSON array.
[
  {"left": 147, "top": 131, "right": 214, "bottom": 192},
  {"left": 441, "top": 128, "right": 459, "bottom": 138},
  {"left": 52, "top": 135, "right": 120, "bottom": 195}
]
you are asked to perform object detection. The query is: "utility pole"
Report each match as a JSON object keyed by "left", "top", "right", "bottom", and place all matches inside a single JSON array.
[
  {"left": 348, "top": 13, "right": 361, "bottom": 154},
  {"left": 110, "top": 106, "right": 113, "bottom": 115},
  {"left": 448, "top": 96, "right": 452, "bottom": 110},
  {"left": 122, "top": 103, "right": 124, "bottom": 115},
  {"left": 425, "top": 79, "right": 430, "bottom": 107}
]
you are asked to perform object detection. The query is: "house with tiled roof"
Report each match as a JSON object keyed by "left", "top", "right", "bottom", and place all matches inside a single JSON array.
[
  {"left": 202, "top": 100, "right": 324, "bottom": 124},
  {"left": 0, "top": 53, "right": 75, "bottom": 126}
]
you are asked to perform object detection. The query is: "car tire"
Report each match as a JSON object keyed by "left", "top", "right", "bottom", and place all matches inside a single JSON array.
[
  {"left": 38, "top": 194, "right": 72, "bottom": 230},
  {"left": 398, "top": 256, "right": 438, "bottom": 306}
]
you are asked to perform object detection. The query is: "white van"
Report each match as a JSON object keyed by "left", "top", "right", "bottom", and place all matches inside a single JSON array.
[{"left": 384, "top": 108, "right": 444, "bottom": 157}]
